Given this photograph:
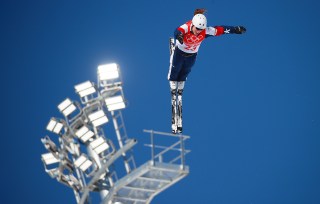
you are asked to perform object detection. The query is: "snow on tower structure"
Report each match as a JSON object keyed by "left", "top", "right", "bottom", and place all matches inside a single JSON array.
[{"left": 40, "top": 63, "right": 190, "bottom": 204}]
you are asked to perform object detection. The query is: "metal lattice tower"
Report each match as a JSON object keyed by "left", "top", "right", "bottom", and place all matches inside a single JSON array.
[{"left": 40, "top": 63, "right": 190, "bottom": 204}]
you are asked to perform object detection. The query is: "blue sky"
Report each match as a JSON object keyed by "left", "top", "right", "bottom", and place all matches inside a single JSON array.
[{"left": 1, "top": 0, "right": 320, "bottom": 203}]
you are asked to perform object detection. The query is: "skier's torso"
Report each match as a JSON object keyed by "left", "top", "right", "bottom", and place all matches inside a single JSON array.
[
  {"left": 176, "top": 21, "right": 218, "bottom": 54},
  {"left": 176, "top": 21, "right": 205, "bottom": 53}
]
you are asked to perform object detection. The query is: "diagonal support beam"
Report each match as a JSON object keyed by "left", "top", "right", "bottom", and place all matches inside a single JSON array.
[{"left": 79, "top": 139, "right": 137, "bottom": 204}]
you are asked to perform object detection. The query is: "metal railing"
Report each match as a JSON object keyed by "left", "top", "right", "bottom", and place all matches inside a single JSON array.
[{"left": 143, "top": 130, "right": 191, "bottom": 170}]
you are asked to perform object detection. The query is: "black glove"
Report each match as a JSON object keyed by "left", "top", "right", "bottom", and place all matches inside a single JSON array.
[
  {"left": 177, "top": 34, "right": 184, "bottom": 44},
  {"left": 234, "top": 26, "right": 246, "bottom": 34}
]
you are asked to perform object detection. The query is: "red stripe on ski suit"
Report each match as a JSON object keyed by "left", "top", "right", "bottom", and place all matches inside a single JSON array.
[{"left": 214, "top": 26, "right": 225, "bottom": 36}]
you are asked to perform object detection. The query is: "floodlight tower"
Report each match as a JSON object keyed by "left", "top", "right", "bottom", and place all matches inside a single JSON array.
[{"left": 41, "top": 63, "right": 190, "bottom": 204}]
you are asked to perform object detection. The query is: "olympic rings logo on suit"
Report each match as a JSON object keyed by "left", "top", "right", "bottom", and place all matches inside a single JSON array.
[{"left": 185, "top": 34, "right": 204, "bottom": 44}]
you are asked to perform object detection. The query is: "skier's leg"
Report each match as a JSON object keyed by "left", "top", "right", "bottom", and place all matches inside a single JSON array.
[
  {"left": 177, "top": 81, "right": 185, "bottom": 133},
  {"left": 178, "top": 54, "right": 197, "bottom": 82},
  {"left": 175, "top": 54, "right": 196, "bottom": 133},
  {"left": 168, "top": 48, "right": 184, "bottom": 133},
  {"left": 170, "top": 81, "right": 178, "bottom": 133}
]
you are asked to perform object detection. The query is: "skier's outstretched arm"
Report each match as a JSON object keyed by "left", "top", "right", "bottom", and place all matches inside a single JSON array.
[{"left": 206, "top": 25, "right": 246, "bottom": 37}]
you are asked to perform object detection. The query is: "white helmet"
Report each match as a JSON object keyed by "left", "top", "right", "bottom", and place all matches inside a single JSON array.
[{"left": 192, "top": 14, "right": 207, "bottom": 29}]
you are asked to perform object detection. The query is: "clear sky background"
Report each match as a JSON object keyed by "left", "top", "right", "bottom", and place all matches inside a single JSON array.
[{"left": 1, "top": 0, "right": 320, "bottom": 204}]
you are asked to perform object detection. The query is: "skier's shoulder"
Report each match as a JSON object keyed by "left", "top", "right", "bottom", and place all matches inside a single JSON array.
[
  {"left": 183, "top": 20, "right": 193, "bottom": 29},
  {"left": 178, "top": 20, "right": 192, "bottom": 33}
]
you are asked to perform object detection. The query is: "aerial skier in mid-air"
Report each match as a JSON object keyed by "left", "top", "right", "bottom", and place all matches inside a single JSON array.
[{"left": 168, "top": 8, "right": 246, "bottom": 134}]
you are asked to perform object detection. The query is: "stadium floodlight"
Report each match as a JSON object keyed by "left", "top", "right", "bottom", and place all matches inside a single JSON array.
[
  {"left": 105, "top": 95, "right": 125, "bottom": 111},
  {"left": 46, "top": 118, "right": 64, "bottom": 134},
  {"left": 41, "top": 136, "right": 59, "bottom": 156},
  {"left": 88, "top": 110, "right": 108, "bottom": 127},
  {"left": 41, "top": 152, "right": 60, "bottom": 165},
  {"left": 58, "top": 98, "right": 77, "bottom": 117},
  {"left": 74, "top": 81, "right": 96, "bottom": 98},
  {"left": 75, "top": 126, "right": 95, "bottom": 143},
  {"left": 98, "top": 63, "right": 119, "bottom": 81},
  {"left": 74, "top": 154, "right": 93, "bottom": 172},
  {"left": 90, "top": 137, "right": 110, "bottom": 154}
]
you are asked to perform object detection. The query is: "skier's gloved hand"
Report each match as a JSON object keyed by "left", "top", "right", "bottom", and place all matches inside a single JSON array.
[
  {"left": 234, "top": 26, "right": 246, "bottom": 34},
  {"left": 177, "top": 34, "right": 184, "bottom": 44}
]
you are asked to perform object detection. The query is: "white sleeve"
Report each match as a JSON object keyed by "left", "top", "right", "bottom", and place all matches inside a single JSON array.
[
  {"left": 205, "top": 27, "right": 217, "bottom": 36},
  {"left": 179, "top": 24, "right": 189, "bottom": 34}
]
